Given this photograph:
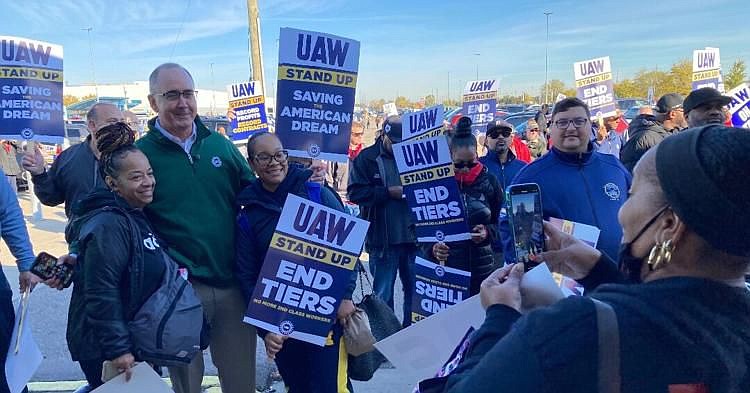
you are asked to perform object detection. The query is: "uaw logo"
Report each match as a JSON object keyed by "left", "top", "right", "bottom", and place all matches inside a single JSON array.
[
  {"left": 211, "top": 156, "right": 222, "bottom": 168},
  {"left": 603, "top": 183, "right": 621, "bottom": 201},
  {"left": 307, "top": 144, "right": 321, "bottom": 158},
  {"left": 143, "top": 233, "right": 160, "bottom": 251},
  {"left": 279, "top": 320, "right": 295, "bottom": 336},
  {"left": 20, "top": 128, "right": 34, "bottom": 140},
  {"left": 435, "top": 230, "right": 445, "bottom": 242},
  {"left": 434, "top": 265, "right": 445, "bottom": 277}
]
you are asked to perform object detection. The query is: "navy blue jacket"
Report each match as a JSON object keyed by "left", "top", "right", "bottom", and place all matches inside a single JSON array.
[
  {"left": 234, "top": 167, "right": 357, "bottom": 338},
  {"left": 480, "top": 150, "right": 526, "bottom": 255},
  {"left": 501, "top": 144, "right": 631, "bottom": 262}
]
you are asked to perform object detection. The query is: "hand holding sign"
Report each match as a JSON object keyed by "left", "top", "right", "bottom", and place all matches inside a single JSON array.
[
  {"left": 21, "top": 145, "right": 45, "bottom": 175},
  {"left": 480, "top": 263, "right": 524, "bottom": 311},
  {"left": 264, "top": 333, "right": 288, "bottom": 360},
  {"left": 432, "top": 242, "right": 450, "bottom": 262},
  {"left": 538, "top": 221, "right": 601, "bottom": 279}
]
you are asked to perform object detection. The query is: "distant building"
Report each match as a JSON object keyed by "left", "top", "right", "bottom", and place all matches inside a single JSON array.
[{"left": 64, "top": 81, "right": 230, "bottom": 118}]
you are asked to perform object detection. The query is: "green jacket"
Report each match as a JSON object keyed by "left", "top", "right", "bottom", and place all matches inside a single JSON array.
[{"left": 136, "top": 117, "right": 254, "bottom": 286}]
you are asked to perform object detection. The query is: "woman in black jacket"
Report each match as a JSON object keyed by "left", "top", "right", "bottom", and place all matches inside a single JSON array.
[
  {"left": 443, "top": 125, "right": 750, "bottom": 393},
  {"left": 235, "top": 132, "right": 357, "bottom": 393},
  {"left": 65, "top": 123, "right": 169, "bottom": 388},
  {"left": 425, "top": 117, "right": 503, "bottom": 294}
]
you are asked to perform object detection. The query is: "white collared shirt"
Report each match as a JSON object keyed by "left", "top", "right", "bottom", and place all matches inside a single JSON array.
[{"left": 155, "top": 118, "right": 197, "bottom": 154}]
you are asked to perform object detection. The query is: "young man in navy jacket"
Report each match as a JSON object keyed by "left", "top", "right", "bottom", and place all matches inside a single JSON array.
[{"left": 502, "top": 98, "right": 631, "bottom": 263}]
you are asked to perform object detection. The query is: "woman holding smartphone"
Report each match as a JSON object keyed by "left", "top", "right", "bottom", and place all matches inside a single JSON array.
[{"left": 424, "top": 117, "right": 503, "bottom": 294}]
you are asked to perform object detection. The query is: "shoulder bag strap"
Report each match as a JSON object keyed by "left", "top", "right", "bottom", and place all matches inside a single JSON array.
[{"left": 591, "top": 298, "right": 621, "bottom": 393}]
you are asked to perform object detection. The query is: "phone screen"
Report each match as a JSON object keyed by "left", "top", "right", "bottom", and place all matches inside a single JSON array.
[{"left": 508, "top": 184, "right": 544, "bottom": 266}]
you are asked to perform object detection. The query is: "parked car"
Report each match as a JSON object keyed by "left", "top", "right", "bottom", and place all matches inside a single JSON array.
[
  {"left": 616, "top": 98, "right": 647, "bottom": 112},
  {"left": 504, "top": 112, "right": 536, "bottom": 129},
  {"left": 498, "top": 104, "right": 526, "bottom": 114}
]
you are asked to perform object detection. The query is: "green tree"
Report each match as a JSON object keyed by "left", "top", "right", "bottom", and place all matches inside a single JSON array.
[
  {"left": 540, "top": 80, "right": 569, "bottom": 103},
  {"left": 394, "top": 96, "right": 411, "bottom": 109},
  {"left": 369, "top": 98, "right": 386, "bottom": 110},
  {"left": 63, "top": 95, "right": 80, "bottom": 107},
  {"left": 614, "top": 79, "right": 639, "bottom": 98},
  {"left": 424, "top": 95, "right": 436, "bottom": 107},
  {"left": 665, "top": 59, "right": 692, "bottom": 96},
  {"left": 725, "top": 59, "right": 747, "bottom": 91}
]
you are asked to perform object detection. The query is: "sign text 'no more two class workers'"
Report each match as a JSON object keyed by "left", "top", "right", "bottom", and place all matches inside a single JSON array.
[
  {"left": 574, "top": 56, "right": 616, "bottom": 119},
  {"left": 275, "top": 28, "right": 360, "bottom": 162},
  {"left": 243, "top": 195, "right": 369, "bottom": 346},
  {"left": 394, "top": 135, "right": 470, "bottom": 243},
  {"left": 0, "top": 36, "right": 64, "bottom": 143},
  {"left": 227, "top": 80, "right": 268, "bottom": 143},
  {"left": 462, "top": 80, "right": 497, "bottom": 134}
]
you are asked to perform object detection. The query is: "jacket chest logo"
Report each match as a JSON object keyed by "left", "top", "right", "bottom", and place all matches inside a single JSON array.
[
  {"left": 211, "top": 156, "right": 222, "bottom": 168},
  {"left": 603, "top": 182, "right": 621, "bottom": 201},
  {"left": 143, "top": 233, "right": 160, "bottom": 251}
]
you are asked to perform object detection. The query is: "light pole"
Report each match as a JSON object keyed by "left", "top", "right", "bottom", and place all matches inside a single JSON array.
[
  {"left": 544, "top": 12, "right": 552, "bottom": 104},
  {"left": 82, "top": 27, "right": 98, "bottom": 102},
  {"left": 473, "top": 52, "right": 481, "bottom": 80}
]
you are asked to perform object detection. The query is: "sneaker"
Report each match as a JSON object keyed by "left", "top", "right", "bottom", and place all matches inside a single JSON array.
[{"left": 72, "top": 384, "right": 93, "bottom": 393}]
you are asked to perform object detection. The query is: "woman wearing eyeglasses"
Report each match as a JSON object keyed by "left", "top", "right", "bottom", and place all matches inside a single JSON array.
[
  {"left": 234, "top": 132, "right": 357, "bottom": 393},
  {"left": 425, "top": 117, "right": 503, "bottom": 295}
]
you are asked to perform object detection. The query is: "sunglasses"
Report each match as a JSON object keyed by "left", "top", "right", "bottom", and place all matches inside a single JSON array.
[
  {"left": 454, "top": 161, "right": 479, "bottom": 169},
  {"left": 487, "top": 127, "right": 512, "bottom": 138}
]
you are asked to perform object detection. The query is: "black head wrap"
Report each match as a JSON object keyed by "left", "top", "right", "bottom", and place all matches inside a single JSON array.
[{"left": 655, "top": 125, "right": 750, "bottom": 256}]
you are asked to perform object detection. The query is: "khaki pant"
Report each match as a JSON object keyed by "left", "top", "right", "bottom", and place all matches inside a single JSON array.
[{"left": 169, "top": 281, "right": 257, "bottom": 393}]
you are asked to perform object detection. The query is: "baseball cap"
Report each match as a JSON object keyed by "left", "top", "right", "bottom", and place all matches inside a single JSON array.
[
  {"left": 655, "top": 93, "right": 685, "bottom": 113},
  {"left": 383, "top": 116, "right": 403, "bottom": 142},
  {"left": 683, "top": 87, "right": 732, "bottom": 114},
  {"left": 485, "top": 119, "right": 514, "bottom": 137}
]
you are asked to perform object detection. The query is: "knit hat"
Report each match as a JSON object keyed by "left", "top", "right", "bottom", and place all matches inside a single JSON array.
[{"left": 655, "top": 125, "right": 750, "bottom": 256}]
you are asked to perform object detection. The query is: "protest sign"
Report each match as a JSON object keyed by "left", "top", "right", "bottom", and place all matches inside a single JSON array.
[
  {"left": 275, "top": 28, "right": 360, "bottom": 162},
  {"left": 91, "top": 363, "right": 173, "bottom": 393},
  {"left": 383, "top": 102, "right": 398, "bottom": 116},
  {"left": 0, "top": 36, "right": 64, "bottom": 143},
  {"left": 727, "top": 83, "right": 750, "bottom": 129},
  {"left": 462, "top": 79, "right": 497, "bottom": 134},
  {"left": 401, "top": 104, "right": 444, "bottom": 141},
  {"left": 227, "top": 80, "right": 268, "bottom": 143},
  {"left": 243, "top": 194, "right": 369, "bottom": 346},
  {"left": 393, "top": 135, "right": 470, "bottom": 243},
  {"left": 692, "top": 47, "right": 722, "bottom": 91},
  {"left": 555, "top": 93, "right": 567, "bottom": 103},
  {"left": 574, "top": 56, "right": 616, "bottom": 118},
  {"left": 411, "top": 257, "right": 470, "bottom": 324}
]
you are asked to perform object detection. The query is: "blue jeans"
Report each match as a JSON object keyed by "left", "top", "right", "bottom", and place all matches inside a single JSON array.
[{"left": 368, "top": 244, "right": 416, "bottom": 327}]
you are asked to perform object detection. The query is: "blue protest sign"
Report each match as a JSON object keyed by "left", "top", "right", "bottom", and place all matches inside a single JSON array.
[
  {"left": 243, "top": 194, "right": 369, "bottom": 346},
  {"left": 462, "top": 80, "right": 496, "bottom": 134},
  {"left": 401, "top": 104, "right": 444, "bottom": 141},
  {"left": 393, "top": 136, "right": 470, "bottom": 243},
  {"left": 275, "top": 28, "right": 360, "bottom": 162},
  {"left": 692, "top": 47, "right": 721, "bottom": 91},
  {"left": 727, "top": 83, "right": 750, "bottom": 129},
  {"left": 227, "top": 81, "right": 268, "bottom": 143},
  {"left": 0, "top": 36, "right": 64, "bottom": 143},
  {"left": 574, "top": 56, "right": 616, "bottom": 118},
  {"left": 411, "top": 257, "right": 470, "bottom": 323}
]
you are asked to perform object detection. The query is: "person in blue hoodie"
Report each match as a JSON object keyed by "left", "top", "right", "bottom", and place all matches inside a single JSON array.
[
  {"left": 480, "top": 120, "right": 526, "bottom": 265},
  {"left": 0, "top": 167, "right": 36, "bottom": 393},
  {"left": 235, "top": 132, "right": 357, "bottom": 393},
  {"left": 502, "top": 97, "right": 631, "bottom": 263}
]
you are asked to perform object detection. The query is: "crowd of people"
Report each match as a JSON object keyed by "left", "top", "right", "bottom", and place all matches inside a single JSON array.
[{"left": 0, "top": 61, "right": 745, "bottom": 393}]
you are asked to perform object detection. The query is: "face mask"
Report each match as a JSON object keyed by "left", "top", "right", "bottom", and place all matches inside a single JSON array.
[{"left": 618, "top": 205, "right": 669, "bottom": 283}]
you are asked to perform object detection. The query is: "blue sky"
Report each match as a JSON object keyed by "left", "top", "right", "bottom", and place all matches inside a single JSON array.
[{"left": 3, "top": 0, "right": 748, "bottom": 102}]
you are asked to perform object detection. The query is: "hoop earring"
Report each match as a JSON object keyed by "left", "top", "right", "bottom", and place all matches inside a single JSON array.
[
  {"left": 647, "top": 243, "right": 663, "bottom": 271},
  {"left": 651, "top": 239, "right": 674, "bottom": 271}
]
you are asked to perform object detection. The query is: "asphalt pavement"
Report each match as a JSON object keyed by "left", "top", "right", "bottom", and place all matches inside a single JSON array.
[{"left": 1, "top": 192, "right": 416, "bottom": 393}]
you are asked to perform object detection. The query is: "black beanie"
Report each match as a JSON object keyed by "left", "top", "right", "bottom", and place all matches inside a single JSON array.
[{"left": 655, "top": 125, "right": 750, "bottom": 256}]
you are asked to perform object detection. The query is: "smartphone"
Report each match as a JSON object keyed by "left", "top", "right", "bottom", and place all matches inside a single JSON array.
[
  {"left": 506, "top": 183, "right": 545, "bottom": 271},
  {"left": 30, "top": 252, "right": 74, "bottom": 288}
]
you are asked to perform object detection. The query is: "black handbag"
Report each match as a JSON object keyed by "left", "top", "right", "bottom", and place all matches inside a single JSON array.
[{"left": 347, "top": 263, "right": 402, "bottom": 381}]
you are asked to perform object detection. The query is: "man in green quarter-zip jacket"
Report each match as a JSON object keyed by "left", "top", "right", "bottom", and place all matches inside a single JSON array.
[{"left": 137, "top": 63, "right": 256, "bottom": 393}]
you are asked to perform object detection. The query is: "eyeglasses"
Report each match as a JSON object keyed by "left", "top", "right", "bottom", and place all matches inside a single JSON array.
[
  {"left": 529, "top": 128, "right": 539, "bottom": 132},
  {"left": 158, "top": 90, "right": 197, "bottom": 101},
  {"left": 253, "top": 150, "right": 289, "bottom": 166},
  {"left": 454, "top": 161, "right": 479, "bottom": 169},
  {"left": 554, "top": 117, "right": 588, "bottom": 129},
  {"left": 488, "top": 128, "right": 512, "bottom": 138}
]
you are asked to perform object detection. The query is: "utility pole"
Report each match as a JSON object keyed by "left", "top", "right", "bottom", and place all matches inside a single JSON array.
[
  {"left": 544, "top": 12, "right": 552, "bottom": 104},
  {"left": 447, "top": 71, "right": 451, "bottom": 105},
  {"left": 247, "top": 0, "right": 265, "bottom": 94},
  {"left": 82, "top": 27, "right": 98, "bottom": 102},
  {"left": 210, "top": 62, "right": 216, "bottom": 116},
  {"left": 473, "top": 52, "right": 481, "bottom": 80}
]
